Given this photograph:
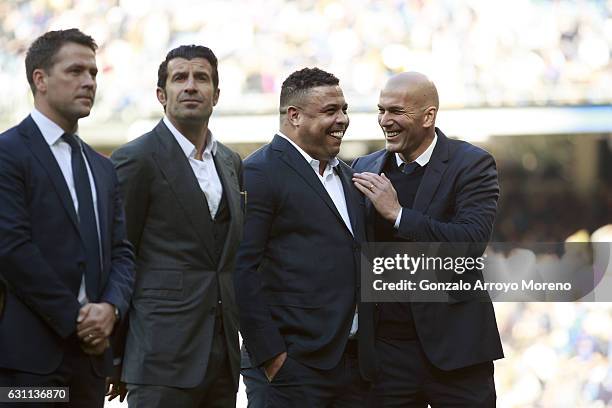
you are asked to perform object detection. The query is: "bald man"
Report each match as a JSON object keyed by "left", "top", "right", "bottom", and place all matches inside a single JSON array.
[{"left": 352, "top": 72, "right": 503, "bottom": 407}]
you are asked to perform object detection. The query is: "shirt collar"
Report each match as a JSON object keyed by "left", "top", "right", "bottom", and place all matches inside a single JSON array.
[
  {"left": 277, "top": 131, "right": 340, "bottom": 170},
  {"left": 163, "top": 116, "right": 217, "bottom": 159},
  {"left": 395, "top": 132, "right": 438, "bottom": 168},
  {"left": 31, "top": 108, "right": 71, "bottom": 146}
]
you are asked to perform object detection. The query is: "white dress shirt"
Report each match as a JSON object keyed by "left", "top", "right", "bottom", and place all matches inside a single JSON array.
[
  {"left": 31, "top": 108, "right": 101, "bottom": 305},
  {"left": 278, "top": 132, "right": 359, "bottom": 336},
  {"left": 393, "top": 133, "right": 438, "bottom": 229},
  {"left": 163, "top": 117, "right": 223, "bottom": 219}
]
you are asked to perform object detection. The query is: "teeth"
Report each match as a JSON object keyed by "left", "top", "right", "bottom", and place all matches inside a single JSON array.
[
  {"left": 330, "top": 131, "right": 343, "bottom": 137},
  {"left": 386, "top": 131, "right": 399, "bottom": 137}
]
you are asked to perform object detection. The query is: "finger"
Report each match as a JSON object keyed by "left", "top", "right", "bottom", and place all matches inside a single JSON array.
[
  {"left": 353, "top": 181, "right": 374, "bottom": 198},
  {"left": 353, "top": 171, "right": 378, "bottom": 179},
  {"left": 77, "top": 304, "right": 92, "bottom": 323},
  {"left": 77, "top": 327, "right": 95, "bottom": 339},
  {"left": 90, "top": 337, "right": 104, "bottom": 346},
  {"left": 355, "top": 173, "right": 385, "bottom": 189}
]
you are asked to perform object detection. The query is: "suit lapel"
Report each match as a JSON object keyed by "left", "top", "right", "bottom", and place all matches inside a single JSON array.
[
  {"left": 413, "top": 129, "right": 449, "bottom": 213},
  {"left": 336, "top": 163, "right": 364, "bottom": 240},
  {"left": 362, "top": 151, "right": 389, "bottom": 239},
  {"left": 19, "top": 116, "right": 80, "bottom": 232},
  {"left": 214, "top": 147, "right": 241, "bottom": 270},
  {"left": 153, "top": 121, "right": 216, "bottom": 265},
  {"left": 273, "top": 135, "right": 349, "bottom": 234}
]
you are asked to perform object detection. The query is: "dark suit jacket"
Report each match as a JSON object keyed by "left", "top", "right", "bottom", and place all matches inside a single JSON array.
[
  {"left": 235, "top": 135, "right": 376, "bottom": 380},
  {"left": 352, "top": 128, "right": 504, "bottom": 371},
  {"left": 0, "top": 116, "right": 134, "bottom": 376},
  {"left": 111, "top": 120, "right": 244, "bottom": 389}
]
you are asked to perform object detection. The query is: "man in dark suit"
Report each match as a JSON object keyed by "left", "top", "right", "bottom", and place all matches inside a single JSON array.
[
  {"left": 108, "top": 45, "right": 244, "bottom": 407},
  {"left": 0, "top": 29, "right": 134, "bottom": 407},
  {"left": 235, "top": 67, "right": 376, "bottom": 407},
  {"left": 352, "top": 72, "right": 503, "bottom": 407}
]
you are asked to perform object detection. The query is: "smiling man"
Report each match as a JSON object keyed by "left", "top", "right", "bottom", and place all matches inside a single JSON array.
[
  {"left": 109, "top": 45, "right": 244, "bottom": 407},
  {"left": 352, "top": 72, "right": 503, "bottom": 407},
  {"left": 235, "top": 67, "right": 376, "bottom": 407}
]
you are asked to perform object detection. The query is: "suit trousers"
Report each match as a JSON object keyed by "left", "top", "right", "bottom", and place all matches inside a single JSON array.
[
  {"left": 369, "top": 338, "right": 496, "bottom": 408},
  {"left": 126, "top": 312, "right": 235, "bottom": 408},
  {"left": 0, "top": 335, "right": 105, "bottom": 408},
  {"left": 242, "top": 365, "right": 268, "bottom": 408},
  {"left": 266, "top": 340, "right": 372, "bottom": 408}
]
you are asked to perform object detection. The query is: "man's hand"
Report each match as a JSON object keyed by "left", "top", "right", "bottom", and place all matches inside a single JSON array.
[
  {"left": 106, "top": 377, "right": 128, "bottom": 402},
  {"left": 353, "top": 172, "right": 402, "bottom": 222},
  {"left": 77, "top": 302, "right": 117, "bottom": 346},
  {"left": 263, "top": 352, "right": 287, "bottom": 382},
  {"left": 80, "top": 337, "right": 110, "bottom": 356}
]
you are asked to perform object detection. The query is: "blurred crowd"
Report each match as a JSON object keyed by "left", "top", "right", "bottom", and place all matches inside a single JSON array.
[
  {"left": 492, "top": 225, "right": 612, "bottom": 407},
  {"left": 2, "top": 0, "right": 612, "bottom": 123}
]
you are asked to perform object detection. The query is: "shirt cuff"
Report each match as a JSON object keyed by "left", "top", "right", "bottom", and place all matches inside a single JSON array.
[{"left": 393, "top": 208, "right": 403, "bottom": 229}]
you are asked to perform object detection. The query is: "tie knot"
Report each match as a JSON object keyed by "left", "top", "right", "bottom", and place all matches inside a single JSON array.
[
  {"left": 400, "top": 161, "right": 421, "bottom": 175},
  {"left": 62, "top": 133, "right": 81, "bottom": 151}
]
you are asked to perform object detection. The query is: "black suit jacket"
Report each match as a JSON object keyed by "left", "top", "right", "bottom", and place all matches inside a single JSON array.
[
  {"left": 111, "top": 120, "right": 244, "bottom": 389},
  {"left": 352, "top": 128, "right": 504, "bottom": 370},
  {"left": 0, "top": 116, "right": 134, "bottom": 376},
  {"left": 235, "top": 135, "right": 376, "bottom": 380}
]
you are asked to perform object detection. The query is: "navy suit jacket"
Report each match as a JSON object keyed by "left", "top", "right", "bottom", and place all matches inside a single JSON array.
[
  {"left": 352, "top": 128, "right": 504, "bottom": 370},
  {"left": 0, "top": 116, "right": 134, "bottom": 376},
  {"left": 235, "top": 135, "right": 376, "bottom": 380}
]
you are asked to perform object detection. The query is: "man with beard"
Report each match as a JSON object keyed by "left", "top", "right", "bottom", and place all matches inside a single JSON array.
[
  {"left": 352, "top": 72, "right": 503, "bottom": 407},
  {"left": 0, "top": 29, "right": 134, "bottom": 407},
  {"left": 109, "top": 45, "right": 244, "bottom": 407},
  {"left": 235, "top": 67, "right": 376, "bottom": 407}
]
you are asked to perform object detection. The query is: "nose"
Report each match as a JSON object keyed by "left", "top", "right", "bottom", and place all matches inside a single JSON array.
[
  {"left": 379, "top": 111, "right": 391, "bottom": 127},
  {"left": 184, "top": 74, "right": 197, "bottom": 93},
  {"left": 82, "top": 72, "right": 95, "bottom": 89},
  {"left": 336, "top": 110, "right": 349, "bottom": 126}
]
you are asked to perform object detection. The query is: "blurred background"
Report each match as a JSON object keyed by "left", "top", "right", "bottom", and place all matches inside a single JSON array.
[{"left": 1, "top": 0, "right": 611, "bottom": 406}]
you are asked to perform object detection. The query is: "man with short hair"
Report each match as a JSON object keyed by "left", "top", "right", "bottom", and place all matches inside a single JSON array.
[
  {"left": 352, "top": 72, "right": 503, "bottom": 407},
  {"left": 235, "top": 67, "right": 376, "bottom": 407},
  {"left": 109, "top": 45, "right": 244, "bottom": 407},
  {"left": 0, "top": 28, "right": 134, "bottom": 407}
]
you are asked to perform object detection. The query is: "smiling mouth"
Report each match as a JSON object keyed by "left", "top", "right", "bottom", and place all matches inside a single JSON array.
[
  {"left": 329, "top": 131, "right": 344, "bottom": 140},
  {"left": 385, "top": 131, "right": 400, "bottom": 139}
]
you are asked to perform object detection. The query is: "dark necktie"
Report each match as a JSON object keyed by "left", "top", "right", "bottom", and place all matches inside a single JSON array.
[
  {"left": 62, "top": 133, "right": 101, "bottom": 297},
  {"left": 400, "top": 161, "right": 421, "bottom": 175}
]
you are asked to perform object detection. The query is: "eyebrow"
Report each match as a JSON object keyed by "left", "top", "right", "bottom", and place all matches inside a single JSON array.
[
  {"left": 321, "top": 103, "right": 347, "bottom": 110},
  {"left": 378, "top": 104, "right": 404, "bottom": 110}
]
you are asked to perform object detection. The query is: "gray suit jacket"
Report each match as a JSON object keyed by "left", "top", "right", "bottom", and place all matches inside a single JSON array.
[{"left": 111, "top": 120, "right": 244, "bottom": 388}]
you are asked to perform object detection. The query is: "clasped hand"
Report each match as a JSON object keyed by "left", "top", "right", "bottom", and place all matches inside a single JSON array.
[{"left": 76, "top": 302, "right": 115, "bottom": 355}]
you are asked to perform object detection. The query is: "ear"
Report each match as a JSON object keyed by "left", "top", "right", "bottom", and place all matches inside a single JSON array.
[
  {"left": 32, "top": 68, "right": 47, "bottom": 94},
  {"left": 286, "top": 106, "right": 301, "bottom": 127},
  {"left": 156, "top": 87, "right": 167, "bottom": 108},
  {"left": 212, "top": 87, "right": 220, "bottom": 107},
  {"left": 422, "top": 106, "right": 437, "bottom": 128}
]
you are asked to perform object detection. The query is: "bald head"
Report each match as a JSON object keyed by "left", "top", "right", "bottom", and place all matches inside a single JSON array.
[
  {"left": 377, "top": 72, "right": 439, "bottom": 162},
  {"left": 383, "top": 72, "right": 439, "bottom": 112}
]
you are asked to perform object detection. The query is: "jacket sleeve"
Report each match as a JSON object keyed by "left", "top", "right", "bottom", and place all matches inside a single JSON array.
[
  {"left": 233, "top": 160, "right": 286, "bottom": 367},
  {"left": 0, "top": 142, "right": 81, "bottom": 338},
  {"left": 396, "top": 151, "right": 499, "bottom": 245}
]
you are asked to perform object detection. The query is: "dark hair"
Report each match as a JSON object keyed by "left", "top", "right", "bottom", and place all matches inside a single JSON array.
[
  {"left": 25, "top": 28, "right": 97, "bottom": 94},
  {"left": 279, "top": 67, "right": 340, "bottom": 113},
  {"left": 157, "top": 45, "right": 219, "bottom": 90}
]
